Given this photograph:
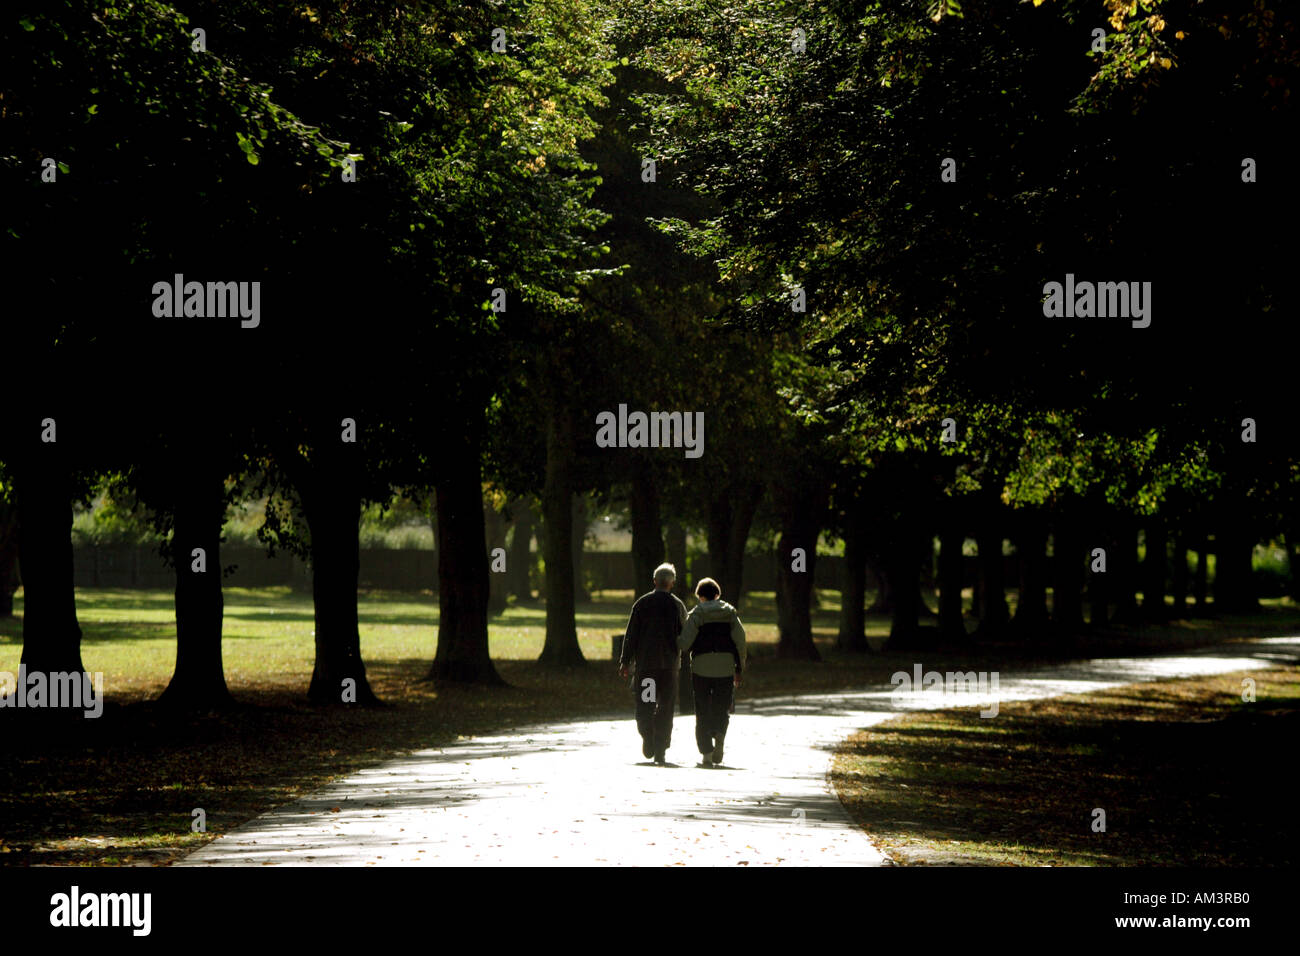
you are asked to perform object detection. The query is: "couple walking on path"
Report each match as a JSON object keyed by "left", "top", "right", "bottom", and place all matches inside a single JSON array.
[{"left": 617, "top": 563, "right": 747, "bottom": 766}]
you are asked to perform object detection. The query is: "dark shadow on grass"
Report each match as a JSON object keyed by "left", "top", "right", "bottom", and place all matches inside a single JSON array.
[{"left": 833, "top": 671, "right": 1300, "bottom": 866}]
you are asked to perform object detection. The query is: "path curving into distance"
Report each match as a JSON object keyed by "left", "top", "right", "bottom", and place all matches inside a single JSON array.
[{"left": 179, "top": 637, "right": 1300, "bottom": 867}]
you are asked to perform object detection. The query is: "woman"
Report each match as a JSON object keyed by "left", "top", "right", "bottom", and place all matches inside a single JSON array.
[{"left": 677, "top": 578, "right": 746, "bottom": 767}]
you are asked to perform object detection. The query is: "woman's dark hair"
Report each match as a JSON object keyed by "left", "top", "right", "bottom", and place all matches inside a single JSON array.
[{"left": 695, "top": 578, "right": 721, "bottom": 601}]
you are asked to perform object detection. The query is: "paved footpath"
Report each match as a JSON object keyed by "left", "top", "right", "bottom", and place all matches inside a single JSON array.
[{"left": 180, "top": 637, "right": 1299, "bottom": 867}]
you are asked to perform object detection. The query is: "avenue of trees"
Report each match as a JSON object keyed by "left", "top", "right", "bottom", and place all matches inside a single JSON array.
[{"left": 1, "top": 0, "right": 1296, "bottom": 711}]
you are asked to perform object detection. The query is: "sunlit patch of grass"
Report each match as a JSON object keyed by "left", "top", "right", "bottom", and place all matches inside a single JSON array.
[
  {"left": 3, "top": 585, "right": 1297, "bottom": 865},
  {"left": 832, "top": 669, "right": 1300, "bottom": 866},
  {"left": 0, "top": 585, "right": 890, "bottom": 866}
]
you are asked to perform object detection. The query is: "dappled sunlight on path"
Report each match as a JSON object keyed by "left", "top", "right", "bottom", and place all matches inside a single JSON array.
[{"left": 180, "top": 637, "right": 1300, "bottom": 867}]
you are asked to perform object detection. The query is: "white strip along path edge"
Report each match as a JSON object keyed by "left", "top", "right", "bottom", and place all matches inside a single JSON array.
[{"left": 179, "top": 637, "right": 1300, "bottom": 867}]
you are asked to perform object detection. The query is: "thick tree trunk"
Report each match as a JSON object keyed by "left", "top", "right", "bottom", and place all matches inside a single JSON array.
[
  {"left": 0, "top": 563, "right": 15, "bottom": 618},
  {"left": 0, "top": 504, "right": 18, "bottom": 618},
  {"left": 507, "top": 497, "right": 534, "bottom": 602},
  {"left": 1142, "top": 520, "right": 1168, "bottom": 622},
  {"left": 571, "top": 493, "right": 590, "bottom": 603},
  {"left": 484, "top": 498, "right": 508, "bottom": 617},
  {"left": 1212, "top": 533, "right": 1233, "bottom": 610},
  {"left": 1214, "top": 529, "right": 1257, "bottom": 613},
  {"left": 1110, "top": 521, "right": 1141, "bottom": 625},
  {"left": 706, "top": 481, "right": 761, "bottom": 608},
  {"left": 430, "top": 430, "right": 503, "bottom": 684},
  {"left": 876, "top": 513, "right": 928, "bottom": 652},
  {"left": 629, "top": 472, "right": 664, "bottom": 595},
  {"left": 665, "top": 519, "right": 689, "bottom": 601},
  {"left": 302, "top": 468, "right": 381, "bottom": 705},
  {"left": 728, "top": 485, "right": 762, "bottom": 606},
  {"left": 866, "top": 550, "right": 892, "bottom": 613},
  {"left": 506, "top": 498, "right": 533, "bottom": 601},
  {"left": 836, "top": 524, "right": 871, "bottom": 652},
  {"left": 1193, "top": 536, "right": 1209, "bottom": 611},
  {"left": 1170, "top": 535, "right": 1189, "bottom": 617},
  {"left": 918, "top": 536, "right": 937, "bottom": 619},
  {"left": 1052, "top": 513, "right": 1084, "bottom": 631},
  {"left": 773, "top": 474, "right": 825, "bottom": 660},
  {"left": 1010, "top": 515, "right": 1049, "bottom": 639},
  {"left": 937, "top": 526, "right": 967, "bottom": 643},
  {"left": 882, "top": 528, "right": 925, "bottom": 651},
  {"left": 867, "top": 540, "right": 934, "bottom": 622},
  {"left": 975, "top": 525, "right": 1009, "bottom": 639},
  {"left": 775, "top": 531, "right": 822, "bottom": 660},
  {"left": 1088, "top": 525, "right": 1109, "bottom": 628},
  {"left": 539, "top": 408, "right": 584, "bottom": 665},
  {"left": 16, "top": 459, "right": 84, "bottom": 675},
  {"left": 159, "top": 468, "right": 232, "bottom": 709}
]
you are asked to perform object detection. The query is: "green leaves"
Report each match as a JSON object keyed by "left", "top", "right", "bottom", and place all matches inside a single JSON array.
[
  {"left": 235, "top": 131, "right": 260, "bottom": 164},
  {"left": 927, "top": 0, "right": 963, "bottom": 23}
]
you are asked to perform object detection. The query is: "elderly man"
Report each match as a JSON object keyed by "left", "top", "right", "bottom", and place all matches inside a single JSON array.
[{"left": 618, "top": 562, "right": 687, "bottom": 765}]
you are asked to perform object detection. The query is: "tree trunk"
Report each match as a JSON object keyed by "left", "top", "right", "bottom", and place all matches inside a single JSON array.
[
  {"left": 629, "top": 472, "right": 664, "bottom": 595},
  {"left": 1193, "top": 535, "right": 1209, "bottom": 611},
  {"left": 1170, "top": 535, "right": 1189, "bottom": 618},
  {"left": 882, "top": 528, "right": 925, "bottom": 650},
  {"left": 665, "top": 519, "right": 689, "bottom": 601},
  {"left": 975, "top": 526, "right": 1009, "bottom": 639},
  {"left": 836, "top": 524, "right": 870, "bottom": 652},
  {"left": 773, "top": 473, "right": 825, "bottom": 660},
  {"left": 1142, "top": 520, "right": 1168, "bottom": 622},
  {"left": 430, "top": 429, "right": 503, "bottom": 683},
  {"left": 1110, "top": 521, "right": 1140, "bottom": 625},
  {"left": 301, "top": 458, "right": 381, "bottom": 705},
  {"left": 507, "top": 497, "right": 534, "bottom": 602},
  {"left": 1088, "top": 527, "right": 1109, "bottom": 628},
  {"left": 1010, "top": 516, "right": 1049, "bottom": 639},
  {"left": 1052, "top": 512, "right": 1084, "bottom": 632},
  {"left": 485, "top": 497, "right": 508, "bottom": 617},
  {"left": 729, "top": 485, "right": 762, "bottom": 606},
  {"left": 918, "top": 535, "right": 937, "bottom": 619},
  {"left": 0, "top": 503, "right": 18, "bottom": 618},
  {"left": 1214, "top": 529, "right": 1257, "bottom": 613},
  {"left": 571, "top": 493, "right": 589, "bottom": 603},
  {"left": 937, "top": 526, "right": 967, "bottom": 643},
  {"left": 16, "top": 458, "right": 84, "bottom": 675},
  {"left": 159, "top": 467, "right": 232, "bottom": 709},
  {"left": 774, "top": 517, "right": 823, "bottom": 662},
  {"left": 866, "top": 549, "right": 892, "bottom": 613},
  {"left": 706, "top": 481, "right": 761, "bottom": 608},
  {"left": 539, "top": 408, "right": 584, "bottom": 665}
]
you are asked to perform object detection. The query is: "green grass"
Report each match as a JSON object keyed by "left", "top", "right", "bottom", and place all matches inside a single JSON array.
[
  {"left": 832, "top": 669, "right": 1300, "bottom": 866},
  {"left": 2, "top": 586, "right": 1297, "bottom": 865},
  {"left": 0, "top": 585, "right": 892, "bottom": 866},
  {"left": 0, "top": 586, "right": 899, "bottom": 690}
]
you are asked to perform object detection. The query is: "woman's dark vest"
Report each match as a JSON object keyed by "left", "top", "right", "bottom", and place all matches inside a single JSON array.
[{"left": 693, "top": 620, "right": 740, "bottom": 669}]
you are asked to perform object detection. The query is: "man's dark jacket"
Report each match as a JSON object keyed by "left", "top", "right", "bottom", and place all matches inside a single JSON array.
[{"left": 620, "top": 588, "right": 687, "bottom": 673}]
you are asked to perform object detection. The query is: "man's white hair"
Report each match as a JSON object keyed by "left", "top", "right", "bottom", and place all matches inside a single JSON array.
[{"left": 653, "top": 563, "right": 676, "bottom": 587}]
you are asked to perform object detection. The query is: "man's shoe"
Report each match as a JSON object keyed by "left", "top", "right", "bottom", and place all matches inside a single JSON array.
[
  {"left": 654, "top": 750, "right": 667, "bottom": 766},
  {"left": 642, "top": 740, "right": 654, "bottom": 759},
  {"left": 700, "top": 754, "right": 713, "bottom": 768},
  {"left": 711, "top": 737, "right": 725, "bottom": 766}
]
